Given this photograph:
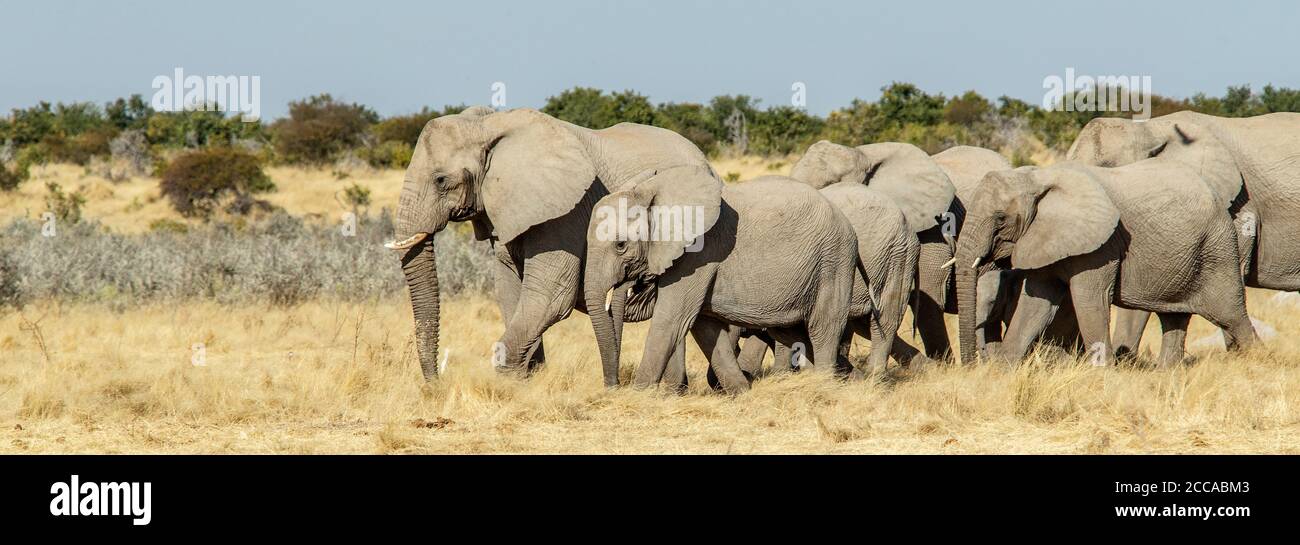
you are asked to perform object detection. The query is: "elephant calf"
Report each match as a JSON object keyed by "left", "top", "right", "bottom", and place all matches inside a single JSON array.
[
  {"left": 584, "top": 167, "right": 860, "bottom": 393},
  {"left": 956, "top": 163, "right": 1258, "bottom": 365}
]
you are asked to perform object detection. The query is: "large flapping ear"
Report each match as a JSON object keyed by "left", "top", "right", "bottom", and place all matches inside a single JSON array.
[
  {"left": 1162, "top": 121, "right": 1244, "bottom": 209},
  {"left": 1012, "top": 166, "right": 1120, "bottom": 270},
  {"left": 855, "top": 143, "right": 956, "bottom": 233},
  {"left": 627, "top": 165, "right": 723, "bottom": 275},
  {"left": 478, "top": 109, "right": 597, "bottom": 244},
  {"left": 790, "top": 140, "right": 871, "bottom": 189}
]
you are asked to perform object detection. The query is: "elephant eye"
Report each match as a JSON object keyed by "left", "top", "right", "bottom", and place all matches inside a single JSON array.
[
  {"left": 434, "top": 175, "right": 448, "bottom": 189},
  {"left": 615, "top": 240, "right": 628, "bottom": 254}
]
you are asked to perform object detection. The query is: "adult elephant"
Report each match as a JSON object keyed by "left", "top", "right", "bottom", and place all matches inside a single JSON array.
[
  {"left": 385, "top": 106, "right": 721, "bottom": 383},
  {"left": 955, "top": 162, "right": 1256, "bottom": 366},
  {"left": 790, "top": 141, "right": 957, "bottom": 360},
  {"left": 932, "top": 146, "right": 1082, "bottom": 358},
  {"left": 1066, "top": 111, "right": 1300, "bottom": 356}
]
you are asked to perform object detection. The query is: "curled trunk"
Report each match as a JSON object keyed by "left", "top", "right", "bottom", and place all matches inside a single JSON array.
[{"left": 401, "top": 239, "right": 440, "bottom": 380}]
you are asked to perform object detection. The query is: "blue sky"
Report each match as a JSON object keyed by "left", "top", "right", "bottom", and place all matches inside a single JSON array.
[{"left": 3, "top": 0, "right": 1297, "bottom": 118}]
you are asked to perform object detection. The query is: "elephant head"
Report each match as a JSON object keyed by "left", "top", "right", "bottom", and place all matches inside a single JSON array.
[
  {"left": 954, "top": 166, "right": 1120, "bottom": 362},
  {"left": 1067, "top": 115, "right": 1242, "bottom": 208},
  {"left": 791, "top": 140, "right": 955, "bottom": 233},
  {"left": 583, "top": 165, "right": 722, "bottom": 386},
  {"left": 385, "top": 107, "right": 599, "bottom": 380}
]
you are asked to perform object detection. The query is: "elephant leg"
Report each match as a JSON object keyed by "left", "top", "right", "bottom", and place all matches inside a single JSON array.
[
  {"left": 691, "top": 317, "right": 751, "bottom": 395},
  {"left": 1000, "top": 274, "right": 1067, "bottom": 361},
  {"left": 498, "top": 249, "right": 579, "bottom": 374},
  {"left": 662, "top": 337, "right": 689, "bottom": 393},
  {"left": 492, "top": 245, "right": 547, "bottom": 371},
  {"left": 806, "top": 304, "right": 850, "bottom": 376},
  {"left": 1066, "top": 272, "right": 1115, "bottom": 366},
  {"left": 1112, "top": 309, "right": 1151, "bottom": 361},
  {"left": 848, "top": 317, "right": 891, "bottom": 374},
  {"left": 632, "top": 278, "right": 705, "bottom": 388},
  {"left": 705, "top": 325, "right": 745, "bottom": 391},
  {"left": 1155, "top": 313, "right": 1191, "bottom": 366},
  {"left": 769, "top": 328, "right": 809, "bottom": 371},
  {"left": 1040, "top": 296, "right": 1083, "bottom": 352},
  {"left": 1198, "top": 295, "right": 1258, "bottom": 353},
  {"left": 974, "top": 270, "right": 1005, "bottom": 350},
  {"left": 737, "top": 331, "right": 773, "bottom": 377},
  {"left": 914, "top": 239, "right": 953, "bottom": 360}
]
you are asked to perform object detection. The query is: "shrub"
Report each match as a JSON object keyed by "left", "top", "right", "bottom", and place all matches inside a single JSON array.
[
  {"left": 271, "top": 94, "right": 378, "bottom": 164},
  {"left": 107, "top": 129, "right": 150, "bottom": 178},
  {"left": 44, "top": 182, "right": 87, "bottom": 223},
  {"left": 371, "top": 108, "right": 438, "bottom": 145},
  {"left": 146, "top": 109, "right": 260, "bottom": 148},
  {"left": 749, "top": 106, "right": 824, "bottom": 156},
  {"left": 0, "top": 163, "right": 27, "bottom": 191},
  {"left": 159, "top": 147, "right": 275, "bottom": 218},
  {"left": 359, "top": 140, "right": 414, "bottom": 169},
  {"left": 342, "top": 183, "right": 372, "bottom": 209},
  {"left": 653, "top": 102, "right": 718, "bottom": 154},
  {"left": 543, "top": 88, "right": 655, "bottom": 129}
]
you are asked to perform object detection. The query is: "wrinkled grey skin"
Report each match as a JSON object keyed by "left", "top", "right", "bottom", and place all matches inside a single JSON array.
[
  {"left": 956, "top": 163, "right": 1257, "bottom": 366},
  {"left": 584, "top": 172, "right": 859, "bottom": 394},
  {"left": 390, "top": 107, "right": 718, "bottom": 382},
  {"left": 1067, "top": 111, "right": 1300, "bottom": 357},
  {"left": 933, "top": 146, "right": 1082, "bottom": 357},
  {"left": 790, "top": 141, "right": 958, "bottom": 360},
  {"left": 737, "top": 182, "right": 920, "bottom": 375}
]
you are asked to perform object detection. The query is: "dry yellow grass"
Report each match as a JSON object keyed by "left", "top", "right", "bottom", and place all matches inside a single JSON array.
[{"left": 2, "top": 290, "right": 1298, "bottom": 454}]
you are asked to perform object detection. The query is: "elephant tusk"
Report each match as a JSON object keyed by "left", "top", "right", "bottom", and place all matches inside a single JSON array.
[
  {"left": 971, "top": 257, "right": 982, "bottom": 269},
  {"left": 940, "top": 257, "right": 957, "bottom": 270},
  {"left": 384, "top": 232, "right": 428, "bottom": 250}
]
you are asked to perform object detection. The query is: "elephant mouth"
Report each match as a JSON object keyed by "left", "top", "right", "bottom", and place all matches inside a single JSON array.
[
  {"left": 449, "top": 206, "right": 477, "bottom": 222},
  {"left": 384, "top": 232, "right": 429, "bottom": 251}
]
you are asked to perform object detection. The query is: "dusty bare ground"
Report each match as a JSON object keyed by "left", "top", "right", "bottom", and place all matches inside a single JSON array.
[{"left": 2, "top": 293, "right": 1298, "bottom": 454}]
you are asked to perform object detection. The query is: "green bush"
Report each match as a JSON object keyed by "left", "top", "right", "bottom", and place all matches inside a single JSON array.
[
  {"left": 371, "top": 108, "right": 438, "bottom": 145},
  {"left": 359, "top": 140, "right": 414, "bottom": 169},
  {"left": 543, "top": 88, "right": 656, "bottom": 129},
  {"left": 749, "top": 106, "right": 824, "bottom": 156},
  {"left": 44, "top": 182, "right": 87, "bottom": 223},
  {"left": 159, "top": 147, "right": 275, "bottom": 218},
  {"left": 653, "top": 102, "right": 719, "bottom": 154},
  {"left": 271, "top": 94, "right": 378, "bottom": 164}
]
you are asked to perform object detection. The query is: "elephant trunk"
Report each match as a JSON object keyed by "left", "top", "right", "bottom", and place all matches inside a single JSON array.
[
  {"left": 956, "top": 220, "right": 996, "bottom": 364},
  {"left": 401, "top": 238, "right": 440, "bottom": 380},
  {"left": 585, "top": 274, "right": 626, "bottom": 388}
]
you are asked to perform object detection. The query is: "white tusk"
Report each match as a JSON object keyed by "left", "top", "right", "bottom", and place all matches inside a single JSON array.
[
  {"left": 626, "top": 287, "right": 634, "bottom": 299},
  {"left": 940, "top": 257, "right": 957, "bottom": 270},
  {"left": 971, "top": 257, "right": 982, "bottom": 269},
  {"left": 384, "top": 232, "right": 429, "bottom": 250}
]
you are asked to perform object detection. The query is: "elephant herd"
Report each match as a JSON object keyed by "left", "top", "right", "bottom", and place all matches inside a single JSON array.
[{"left": 384, "top": 106, "right": 1300, "bottom": 393}]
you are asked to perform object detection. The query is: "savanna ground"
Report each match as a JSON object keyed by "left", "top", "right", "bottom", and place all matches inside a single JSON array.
[{"left": 2, "top": 155, "right": 1298, "bottom": 454}]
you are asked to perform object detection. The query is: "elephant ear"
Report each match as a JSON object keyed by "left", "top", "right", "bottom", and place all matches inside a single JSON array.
[
  {"left": 1012, "top": 166, "right": 1120, "bottom": 270},
  {"left": 790, "top": 140, "right": 870, "bottom": 189},
  {"left": 856, "top": 143, "right": 956, "bottom": 233},
  {"left": 629, "top": 165, "right": 723, "bottom": 275},
  {"left": 479, "top": 109, "right": 597, "bottom": 244}
]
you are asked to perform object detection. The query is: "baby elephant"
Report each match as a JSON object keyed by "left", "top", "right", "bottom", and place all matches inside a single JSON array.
[
  {"left": 583, "top": 166, "right": 859, "bottom": 393},
  {"left": 955, "top": 163, "right": 1257, "bottom": 365}
]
